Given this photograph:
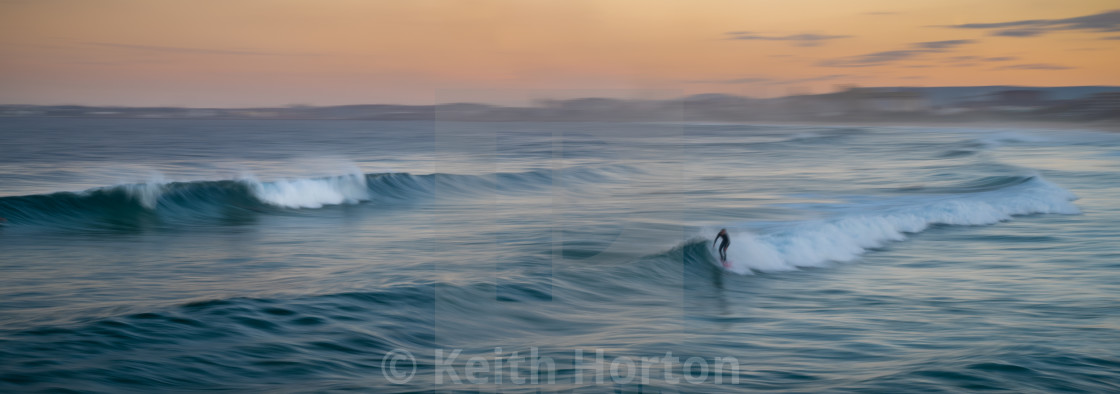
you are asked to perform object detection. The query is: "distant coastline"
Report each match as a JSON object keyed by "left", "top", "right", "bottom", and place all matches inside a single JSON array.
[{"left": 3, "top": 86, "right": 1118, "bottom": 130}]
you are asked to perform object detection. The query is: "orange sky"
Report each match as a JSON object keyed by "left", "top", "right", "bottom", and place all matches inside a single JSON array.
[{"left": 1, "top": 0, "right": 1117, "bottom": 106}]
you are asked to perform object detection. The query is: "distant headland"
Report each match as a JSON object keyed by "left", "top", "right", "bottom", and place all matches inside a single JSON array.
[{"left": 3, "top": 86, "right": 1118, "bottom": 127}]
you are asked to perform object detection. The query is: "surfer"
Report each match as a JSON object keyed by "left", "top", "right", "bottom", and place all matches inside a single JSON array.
[{"left": 713, "top": 229, "right": 729, "bottom": 263}]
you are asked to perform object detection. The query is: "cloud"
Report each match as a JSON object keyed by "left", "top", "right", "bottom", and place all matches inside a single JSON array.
[
  {"left": 912, "top": 39, "right": 975, "bottom": 49},
  {"left": 84, "top": 42, "right": 321, "bottom": 56},
  {"left": 944, "top": 9, "right": 1120, "bottom": 37},
  {"left": 725, "top": 32, "right": 851, "bottom": 47},
  {"left": 685, "top": 77, "right": 772, "bottom": 84},
  {"left": 1105, "top": 35, "right": 1120, "bottom": 40},
  {"left": 818, "top": 40, "right": 977, "bottom": 67},
  {"left": 997, "top": 63, "right": 1074, "bottom": 70},
  {"left": 686, "top": 74, "right": 850, "bottom": 85},
  {"left": 991, "top": 28, "right": 1046, "bottom": 37},
  {"left": 819, "top": 50, "right": 922, "bottom": 67},
  {"left": 949, "top": 19, "right": 1048, "bottom": 29},
  {"left": 943, "top": 56, "right": 979, "bottom": 67},
  {"left": 774, "top": 74, "right": 851, "bottom": 85},
  {"left": 942, "top": 55, "right": 1017, "bottom": 66},
  {"left": 829, "top": 50, "right": 928, "bottom": 67}
]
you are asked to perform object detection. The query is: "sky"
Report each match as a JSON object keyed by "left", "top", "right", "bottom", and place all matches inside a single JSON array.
[{"left": 1, "top": 0, "right": 1118, "bottom": 107}]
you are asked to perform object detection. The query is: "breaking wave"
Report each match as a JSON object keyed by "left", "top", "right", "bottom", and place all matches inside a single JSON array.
[
  {"left": 0, "top": 167, "right": 618, "bottom": 230},
  {"left": 680, "top": 176, "right": 1079, "bottom": 274}
]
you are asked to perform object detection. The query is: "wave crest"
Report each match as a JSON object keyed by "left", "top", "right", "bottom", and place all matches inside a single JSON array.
[
  {"left": 703, "top": 176, "right": 1079, "bottom": 274},
  {"left": 248, "top": 173, "right": 370, "bottom": 209},
  {"left": 0, "top": 167, "right": 615, "bottom": 229}
]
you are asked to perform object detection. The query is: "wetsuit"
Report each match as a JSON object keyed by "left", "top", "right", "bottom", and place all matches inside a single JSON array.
[{"left": 714, "top": 232, "right": 730, "bottom": 261}]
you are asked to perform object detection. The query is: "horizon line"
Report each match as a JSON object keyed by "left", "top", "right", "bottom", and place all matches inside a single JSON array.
[{"left": 3, "top": 84, "right": 1119, "bottom": 110}]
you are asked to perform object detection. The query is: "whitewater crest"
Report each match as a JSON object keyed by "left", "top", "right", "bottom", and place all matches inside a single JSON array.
[
  {"left": 714, "top": 176, "right": 1079, "bottom": 275},
  {"left": 246, "top": 173, "right": 371, "bottom": 209},
  {"left": 0, "top": 167, "right": 620, "bottom": 228},
  {"left": 108, "top": 172, "right": 374, "bottom": 210}
]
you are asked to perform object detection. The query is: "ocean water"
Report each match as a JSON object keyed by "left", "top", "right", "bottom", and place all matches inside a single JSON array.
[{"left": 1, "top": 118, "right": 1118, "bottom": 392}]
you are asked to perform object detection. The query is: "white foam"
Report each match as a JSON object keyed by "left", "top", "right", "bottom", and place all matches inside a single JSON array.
[
  {"left": 119, "top": 181, "right": 169, "bottom": 209},
  {"left": 248, "top": 173, "right": 370, "bottom": 209},
  {"left": 115, "top": 173, "right": 171, "bottom": 209},
  {"left": 718, "top": 177, "right": 1079, "bottom": 274}
]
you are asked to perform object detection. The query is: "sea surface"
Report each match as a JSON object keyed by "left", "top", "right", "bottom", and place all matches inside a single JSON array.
[{"left": 1, "top": 118, "right": 1118, "bottom": 392}]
